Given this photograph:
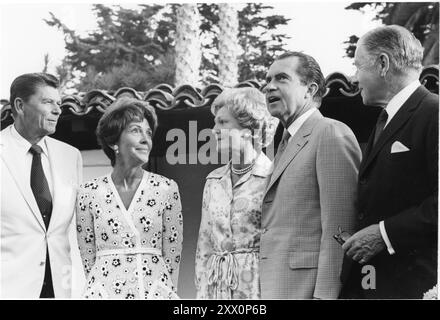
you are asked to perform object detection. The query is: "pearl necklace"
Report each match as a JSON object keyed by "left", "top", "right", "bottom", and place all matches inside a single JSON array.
[{"left": 231, "top": 160, "right": 256, "bottom": 175}]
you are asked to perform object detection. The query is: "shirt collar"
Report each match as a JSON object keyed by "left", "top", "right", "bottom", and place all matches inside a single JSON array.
[
  {"left": 286, "top": 108, "right": 317, "bottom": 139},
  {"left": 10, "top": 124, "right": 49, "bottom": 157},
  {"left": 384, "top": 80, "right": 420, "bottom": 127}
]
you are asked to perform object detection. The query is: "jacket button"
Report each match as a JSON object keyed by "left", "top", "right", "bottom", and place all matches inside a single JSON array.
[
  {"left": 359, "top": 179, "right": 367, "bottom": 185},
  {"left": 40, "top": 261, "right": 45, "bottom": 266},
  {"left": 359, "top": 212, "right": 365, "bottom": 220}
]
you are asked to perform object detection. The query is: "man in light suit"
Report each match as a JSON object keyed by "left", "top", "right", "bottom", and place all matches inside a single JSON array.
[
  {"left": 259, "top": 52, "right": 361, "bottom": 299},
  {"left": 340, "top": 25, "right": 438, "bottom": 299},
  {"left": 1, "top": 73, "right": 83, "bottom": 298}
]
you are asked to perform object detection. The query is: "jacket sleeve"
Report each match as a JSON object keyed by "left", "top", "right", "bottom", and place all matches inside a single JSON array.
[
  {"left": 161, "top": 179, "right": 183, "bottom": 292},
  {"left": 384, "top": 106, "right": 438, "bottom": 252},
  {"left": 314, "top": 121, "right": 362, "bottom": 299}
]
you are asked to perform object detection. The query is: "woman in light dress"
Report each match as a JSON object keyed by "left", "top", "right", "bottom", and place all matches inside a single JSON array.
[
  {"left": 195, "top": 87, "right": 278, "bottom": 299},
  {"left": 76, "top": 97, "right": 183, "bottom": 299}
]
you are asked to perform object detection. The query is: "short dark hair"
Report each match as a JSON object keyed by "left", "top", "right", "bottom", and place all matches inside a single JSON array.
[
  {"left": 276, "top": 51, "right": 326, "bottom": 103},
  {"left": 9, "top": 73, "right": 59, "bottom": 115},
  {"left": 96, "top": 97, "right": 158, "bottom": 166}
]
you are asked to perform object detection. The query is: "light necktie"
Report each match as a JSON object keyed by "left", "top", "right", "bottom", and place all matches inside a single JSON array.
[{"left": 373, "top": 109, "right": 388, "bottom": 147}]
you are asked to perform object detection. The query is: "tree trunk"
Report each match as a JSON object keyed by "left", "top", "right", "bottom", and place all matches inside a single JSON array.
[
  {"left": 218, "top": 3, "right": 240, "bottom": 87},
  {"left": 175, "top": 4, "right": 201, "bottom": 87}
]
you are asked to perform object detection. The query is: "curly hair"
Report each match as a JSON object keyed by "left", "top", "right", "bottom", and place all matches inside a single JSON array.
[{"left": 211, "top": 87, "right": 278, "bottom": 148}]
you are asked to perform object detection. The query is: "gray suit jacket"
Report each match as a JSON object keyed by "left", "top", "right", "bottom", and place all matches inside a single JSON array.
[{"left": 259, "top": 109, "right": 361, "bottom": 299}]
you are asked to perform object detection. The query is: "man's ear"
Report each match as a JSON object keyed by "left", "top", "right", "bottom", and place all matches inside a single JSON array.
[
  {"left": 13, "top": 97, "right": 25, "bottom": 115},
  {"left": 306, "top": 82, "right": 319, "bottom": 99},
  {"left": 378, "top": 53, "right": 390, "bottom": 77}
]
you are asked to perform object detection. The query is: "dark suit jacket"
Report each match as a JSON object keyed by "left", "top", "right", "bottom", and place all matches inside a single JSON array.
[{"left": 340, "top": 86, "right": 438, "bottom": 299}]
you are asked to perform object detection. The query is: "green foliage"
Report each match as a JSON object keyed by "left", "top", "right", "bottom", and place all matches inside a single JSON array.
[
  {"left": 45, "top": 3, "right": 290, "bottom": 92},
  {"left": 45, "top": 4, "right": 176, "bottom": 92},
  {"left": 345, "top": 2, "right": 439, "bottom": 65},
  {"left": 45, "top": 5, "right": 172, "bottom": 72},
  {"left": 237, "top": 3, "right": 290, "bottom": 81},
  {"left": 42, "top": 53, "right": 49, "bottom": 73},
  {"left": 197, "top": 3, "right": 290, "bottom": 82},
  {"left": 343, "top": 35, "right": 359, "bottom": 59},
  {"left": 78, "top": 55, "right": 175, "bottom": 92}
]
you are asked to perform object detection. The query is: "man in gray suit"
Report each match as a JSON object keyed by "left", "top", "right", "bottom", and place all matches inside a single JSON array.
[{"left": 259, "top": 52, "right": 361, "bottom": 299}]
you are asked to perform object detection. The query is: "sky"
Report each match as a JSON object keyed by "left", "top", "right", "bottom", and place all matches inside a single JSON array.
[{"left": 0, "top": 0, "right": 382, "bottom": 99}]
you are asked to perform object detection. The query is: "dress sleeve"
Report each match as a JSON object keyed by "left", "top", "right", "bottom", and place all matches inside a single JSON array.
[
  {"left": 75, "top": 184, "right": 96, "bottom": 276},
  {"left": 162, "top": 179, "right": 183, "bottom": 292},
  {"left": 194, "top": 180, "right": 214, "bottom": 299}
]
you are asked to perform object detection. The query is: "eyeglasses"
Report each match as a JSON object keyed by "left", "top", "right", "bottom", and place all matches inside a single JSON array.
[{"left": 333, "top": 226, "right": 351, "bottom": 246}]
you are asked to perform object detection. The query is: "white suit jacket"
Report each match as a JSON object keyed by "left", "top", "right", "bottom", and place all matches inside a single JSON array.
[{"left": 1, "top": 125, "right": 82, "bottom": 299}]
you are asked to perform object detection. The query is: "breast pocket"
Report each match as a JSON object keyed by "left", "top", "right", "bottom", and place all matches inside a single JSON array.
[
  {"left": 289, "top": 251, "right": 319, "bottom": 270},
  {"left": 389, "top": 150, "right": 412, "bottom": 163}
]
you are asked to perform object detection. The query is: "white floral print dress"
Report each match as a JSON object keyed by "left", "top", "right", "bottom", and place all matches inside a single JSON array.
[
  {"left": 195, "top": 153, "right": 273, "bottom": 299},
  {"left": 76, "top": 170, "right": 183, "bottom": 299}
]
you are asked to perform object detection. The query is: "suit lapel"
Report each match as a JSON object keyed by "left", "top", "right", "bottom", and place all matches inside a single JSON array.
[
  {"left": 360, "top": 86, "right": 429, "bottom": 176},
  {"left": 266, "top": 110, "right": 322, "bottom": 192},
  {"left": 0, "top": 127, "right": 46, "bottom": 231}
]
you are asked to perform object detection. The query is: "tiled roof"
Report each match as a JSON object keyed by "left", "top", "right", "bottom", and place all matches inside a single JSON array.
[{"left": 1, "top": 67, "right": 438, "bottom": 122}]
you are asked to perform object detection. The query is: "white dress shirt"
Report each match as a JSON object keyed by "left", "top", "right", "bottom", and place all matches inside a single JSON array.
[
  {"left": 383, "top": 79, "right": 421, "bottom": 128},
  {"left": 286, "top": 108, "right": 317, "bottom": 142},
  {"left": 10, "top": 124, "right": 54, "bottom": 196},
  {"left": 379, "top": 79, "right": 420, "bottom": 255}
]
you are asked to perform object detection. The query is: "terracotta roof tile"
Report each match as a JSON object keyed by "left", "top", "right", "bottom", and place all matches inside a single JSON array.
[{"left": 1, "top": 67, "right": 438, "bottom": 122}]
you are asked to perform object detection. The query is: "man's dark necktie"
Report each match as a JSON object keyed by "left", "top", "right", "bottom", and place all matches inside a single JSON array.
[
  {"left": 273, "top": 129, "right": 291, "bottom": 168},
  {"left": 29, "top": 144, "right": 54, "bottom": 298},
  {"left": 373, "top": 109, "right": 389, "bottom": 147}
]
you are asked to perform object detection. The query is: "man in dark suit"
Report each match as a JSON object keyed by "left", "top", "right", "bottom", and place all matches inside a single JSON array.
[{"left": 340, "top": 25, "right": 438, "bottom": 299}]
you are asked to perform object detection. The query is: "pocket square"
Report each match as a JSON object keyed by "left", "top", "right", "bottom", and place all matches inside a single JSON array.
[{"left": 391, "top": 141, "right": 410, "bottom": 153}]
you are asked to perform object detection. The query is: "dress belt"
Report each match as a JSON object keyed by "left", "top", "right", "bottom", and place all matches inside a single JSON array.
[
  {"left": 96, "top": 247, "right": 162, "bottom": 257},
  {"left": 207, "top": 247, "right": 259, "bottom": 299}
]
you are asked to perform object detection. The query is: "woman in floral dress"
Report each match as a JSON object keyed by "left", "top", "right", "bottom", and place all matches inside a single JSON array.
[
  {"left": 76, "top": 97, "right": 183, "bottom": 299},
  {"left": 195, "top": 87, "right": 278, "bottom": 299}
]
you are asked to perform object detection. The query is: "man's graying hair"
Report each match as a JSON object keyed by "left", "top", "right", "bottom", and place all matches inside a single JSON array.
[{"left": 362, "top": 25, "right": 424, "bottom": 74}]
